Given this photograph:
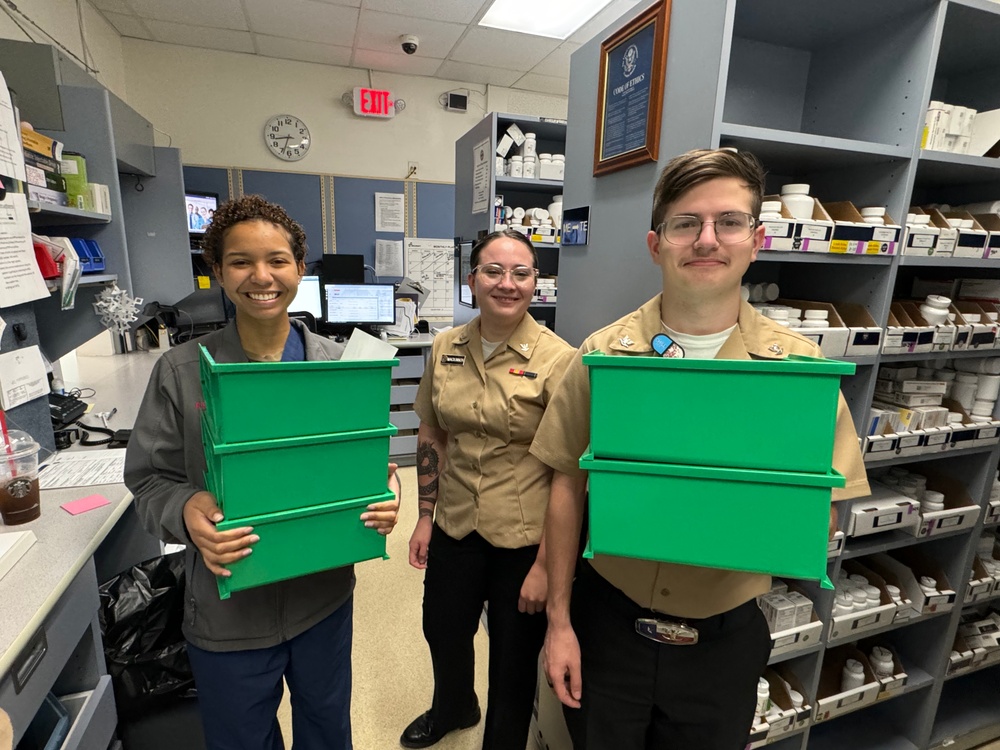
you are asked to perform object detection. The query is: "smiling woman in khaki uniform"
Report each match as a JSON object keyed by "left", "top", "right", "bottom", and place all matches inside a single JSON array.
[{"left": 400, "top": 230, "right": 574, "bottom": 750}]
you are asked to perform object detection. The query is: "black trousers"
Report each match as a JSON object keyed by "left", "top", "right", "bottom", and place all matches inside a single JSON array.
[
  {"left": 422, "top": 524, "right": 546, "bottom": 749},
  {"left": 565, "top": 562, "right": 772, "bottom": 750}
]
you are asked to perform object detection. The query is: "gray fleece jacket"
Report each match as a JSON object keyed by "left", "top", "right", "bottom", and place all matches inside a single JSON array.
[{"left": 124, "top": 320, "right": 353, "bottom": 652}]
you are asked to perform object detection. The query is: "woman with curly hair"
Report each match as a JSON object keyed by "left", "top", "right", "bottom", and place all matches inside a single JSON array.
[{"left": 124, "top": 194, "right": 400, "bottom": 750}]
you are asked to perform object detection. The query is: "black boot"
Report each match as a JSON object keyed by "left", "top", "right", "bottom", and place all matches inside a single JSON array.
[{"left": 399, "top": 705, "right": 482, "bottom": 749}]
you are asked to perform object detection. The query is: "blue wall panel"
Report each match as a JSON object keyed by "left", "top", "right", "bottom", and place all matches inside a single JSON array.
[
  {"left": 333, "top": 177, "right": 405, "bottom": 276},
  {"left": 240, "top": 170, "right": 325, "bottom": 266},
  {"left": 182, "top": 166, "right": 231, "bottom": 202},
  {"left": 416, "top": 183, "right": 456, "bottom": 241}
]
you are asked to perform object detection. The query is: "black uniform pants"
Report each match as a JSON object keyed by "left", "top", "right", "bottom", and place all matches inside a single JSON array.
[
  {"left": 422, "top": 524, "right": 546, "bottom": 749},
  {"left": 565, "top": 561, "right": 772, "bottom": 750}
]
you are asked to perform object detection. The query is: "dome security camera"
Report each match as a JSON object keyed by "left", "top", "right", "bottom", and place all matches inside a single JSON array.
[{"left": 400, "top": 34, "right": 419, "bottom": 55}]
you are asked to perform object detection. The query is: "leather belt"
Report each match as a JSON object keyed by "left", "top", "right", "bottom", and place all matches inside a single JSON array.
[{"left": 635, "top": 617, "right": 699, "bottom": 645}]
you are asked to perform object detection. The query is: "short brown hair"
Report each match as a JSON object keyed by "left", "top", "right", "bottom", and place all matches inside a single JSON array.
[
  {"left": 470, "top": 228, "right": 538, "bottom": 269},
  {"left": 650, "top": 149, "right": 766, "bottom": 230},
  {"left": 201, "top": 194, "right": 308, "bottom": 266}
]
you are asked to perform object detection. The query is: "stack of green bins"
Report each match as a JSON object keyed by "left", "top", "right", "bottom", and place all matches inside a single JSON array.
[
  {"left": 581, "top": 352, "right": 855, "bottom": 587},
  {"left": 198, "top": 346, "right": 399, "bottom": 600}
]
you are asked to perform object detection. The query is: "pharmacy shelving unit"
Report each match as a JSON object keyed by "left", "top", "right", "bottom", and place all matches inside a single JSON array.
[
  {"left": 0, "top": 40, "right": 191, "bottom": 451},
  {"left": 453, "top": 112, "right": 566, "bottom": 328},
  {"left": 549, "top": 1, "right": 1000, "bottom": 749}
]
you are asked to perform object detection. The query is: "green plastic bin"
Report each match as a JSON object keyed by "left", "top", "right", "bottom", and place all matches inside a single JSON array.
[
  {"left": 201, "top": 416, "right": 396, "bottom": 519},
  {"left": 215, "top": 490, "right": 392, "bottom": 599},
  {"left": 199, "top": 345, "right": 398, "bottom": 443},
  {"left": 580, "top": 451, "right": 844, "bottom": 586},
  {"left": 584, "top": 351, "right": 855, "bottom": 474}
]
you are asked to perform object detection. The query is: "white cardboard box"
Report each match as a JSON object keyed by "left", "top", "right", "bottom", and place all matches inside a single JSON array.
[
  {"left": 825, "top": 202, "right": 901, "bottom": 256},
  {"left": 770, "top": 614, "right": 824, "bottom": 659},
  {"left": 847, "top": 485, "right": 921, "bottom": 537},
  {"left": 813, "top": 648, "right": 880, "bottom": 722},
  {"left": 909, "top": 470, "right": 981, "bottom": 538},
  {"left": 974, "top": 213, "right": 1000, "bottom": 260},
  {"left": 863, "top": 433, "right": 898, "bottom": 461},
  {"left": 984, "top": 499, "right": 1000, "bottom": 525},
  {"left": 778, "top": 299, "right": 849, "bottom": 357},
  {"left": 835, "top": 303, "right": 883, "bottom": 356}
]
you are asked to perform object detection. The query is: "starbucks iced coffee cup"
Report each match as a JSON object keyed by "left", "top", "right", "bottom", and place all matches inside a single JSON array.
[{"left": 0, "top": 430, "right": 41, "bottom": 525}]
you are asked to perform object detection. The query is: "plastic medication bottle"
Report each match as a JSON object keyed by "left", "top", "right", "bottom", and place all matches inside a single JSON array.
[
  {"left": 755, "top": 678, "right": 771, "bottom": 720},
  {"left": 841, "top": 659, "right": 866, "bottom": 691}
]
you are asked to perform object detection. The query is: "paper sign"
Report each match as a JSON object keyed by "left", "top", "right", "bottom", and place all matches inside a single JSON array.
[
  {"left": 0, "top": 71, "right": 25, "bottom": 183},
  {"left": 472, "top": 137, "right": 490, "bottom": 215},
  {"left": 38, "top": 448, "right": 126, "bottom": 489},
  {"left": 404, "top": 238, "right": 455, "bottom": 317},
  {"left": 0, "top": 344, "right": 47, "bottom": 409},
  {"left": 61, "top": 494, "right": 111, "bottom": 515},
  {"left": 374, "top": 192, "right": 404, "bottom": 233},
  {"left": 375, "top": 239, "right": 404, "bottom": 277},
  {"left": 0, "top": 193, "right": 49, "bottom": 308}
]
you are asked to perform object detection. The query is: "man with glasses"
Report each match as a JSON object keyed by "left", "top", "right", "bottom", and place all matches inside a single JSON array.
[{"left": 530, "top": 149, "right": 868, "bottom": 749}]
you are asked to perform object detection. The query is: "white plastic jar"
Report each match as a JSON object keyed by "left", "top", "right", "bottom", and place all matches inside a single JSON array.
[
  {"left": 781, "top": 183, "right": 814, "bottom": 220},
  {"left": 522, "top": 132, "right": 537, "bottom": 158},
  {"left": 841, "top": 659, "right": 866, "bottom": 691},
  {"left": 510, "top": 155, "right": 523, "bottom": 178},
  {"left": 870, "top": 647, "right": 895, "bottom": 678}
]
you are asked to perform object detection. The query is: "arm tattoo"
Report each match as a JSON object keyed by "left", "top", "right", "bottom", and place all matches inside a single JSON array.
[
  {"left": 416, "top": 440, "right": 439, "bottom": 477},
  {"left": 419, "top": 506, "right": 434, "bottom": 519},
  {"left": 416, "top": 440, "right": 440, "bottom": 500}
]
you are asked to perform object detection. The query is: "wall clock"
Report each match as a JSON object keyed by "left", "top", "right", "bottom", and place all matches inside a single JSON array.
[{"left": 264, "top": 114, "right": 311, "bottom": 161}]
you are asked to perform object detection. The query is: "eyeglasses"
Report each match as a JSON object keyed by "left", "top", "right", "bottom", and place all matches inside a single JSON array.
[
  {"left": 472, "top": 264, "right": 538, "bottom": 285},
  {"left": 657, "top": 212, "right": 757, "bottom": 245}
]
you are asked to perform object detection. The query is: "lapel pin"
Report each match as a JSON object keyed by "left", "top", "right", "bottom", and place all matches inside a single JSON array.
[
  {"left": 519, "top": 343, "right": 530, "bottom": 352},
  {"left": 768, "top": 343, "right": 783, "bottom": 355},
  {"left": 619, "top": 335, "right": 634, "bottom": 348}
]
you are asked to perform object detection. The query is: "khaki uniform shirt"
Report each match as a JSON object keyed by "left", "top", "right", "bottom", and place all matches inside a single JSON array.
[
  {"left": 414, "top": 314, "right": 574, "bottom": 548},
  {"left": 530, "top": 296, "right": 870, "bottom": 618}
]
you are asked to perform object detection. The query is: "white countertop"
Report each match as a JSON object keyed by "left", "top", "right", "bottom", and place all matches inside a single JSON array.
[{"left": 0, "top": 349, "right": 162, "bottom": 676}]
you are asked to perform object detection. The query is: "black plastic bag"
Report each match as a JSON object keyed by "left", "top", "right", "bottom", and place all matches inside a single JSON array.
[{"left": 98, "top": 552, "right": 196, "bottom": 718}]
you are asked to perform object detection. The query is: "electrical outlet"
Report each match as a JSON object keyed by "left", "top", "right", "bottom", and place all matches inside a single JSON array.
[{"left": 408, "top": 161, "right": 418, "bottom": 175}]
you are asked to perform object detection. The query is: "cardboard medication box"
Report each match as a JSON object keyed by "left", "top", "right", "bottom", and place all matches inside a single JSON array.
[
  {"left": 828, "top": 561, "right": 897, "bottom": 642},
  {"left": 974, "top": 213, "right": 1000, "bottom": 260},
  {"left": 858, "top": 641, "right": 908, "bottom": 699},
  {"left": 813, "top": 647, "right": 880, "bottom": 722},
  {"left": 890, "top": 303, "right": 935, "bottom": 354},
  {"left": 760, "top": 194, "right": 834, "bottom": 252},
  {"left": 908, "top": 469, "right": 981, "bottom": 538},
  {"left": 777, "top": 299, "right": 850, "bottom": 358},
  {"left": 846, "top": 484, "right": 921, "bottom": 537},
  {"left": 824, "top": 201, "right": 901, "bottom": 256},
  {"left": 871, "top": 550, "right": 956, "bottom": 615},
  {"left": 902, "top": 208, "right": 943, "bottom": 256},
  {"left": 834, "top": 303, "right": 883, "bottom": 356},
  {"left": 941, "top": 210, "right": 989, "bottom": 258}
]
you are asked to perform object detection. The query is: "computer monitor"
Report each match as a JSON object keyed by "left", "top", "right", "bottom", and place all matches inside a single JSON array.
[
  {"left": 290, "top": 276, "right": 323, "bottom": 319},
  {"left": 324, "top": 283, "right": 396, "bottom": 326},
  {"left": 321, "top": 254, "right": 365, "bottom": 284},
  {"left": 185, "top": 191, "right": 218, "bottom": 235}
]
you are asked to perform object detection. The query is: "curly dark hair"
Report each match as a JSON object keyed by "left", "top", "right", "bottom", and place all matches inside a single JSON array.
[{"left": 201, "top": 194, "right": 308, "bottom": 266}]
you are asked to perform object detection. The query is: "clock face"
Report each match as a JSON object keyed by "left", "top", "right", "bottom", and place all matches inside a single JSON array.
[{"left": 264, "top": 115, "right": 311, "bottom": 161}]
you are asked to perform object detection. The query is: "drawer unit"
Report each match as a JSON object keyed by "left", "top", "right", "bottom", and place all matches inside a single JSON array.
[
  {"left": 1, "top": 559, "right": 100, "bottom": 744},
  {"left": 60, "top": 674, "right": 116, "bottom": 750}
]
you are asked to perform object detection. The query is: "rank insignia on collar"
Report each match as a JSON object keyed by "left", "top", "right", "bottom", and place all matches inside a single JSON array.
[
  {"left": 619, "top": 335, "right": 634, "bottom": 348},
  {"left": 768, "top": 344, "right": 783, "bottom": 355},
  {"left": 519, "top": 343, "right": 530, "bottom": 352}
]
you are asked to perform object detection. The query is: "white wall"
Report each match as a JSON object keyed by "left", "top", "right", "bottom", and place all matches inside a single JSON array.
[
  {"left": 121, "top": 38, "right": 567, "bottom": 183},
  {"left": 0, "top": 0, "right": 126, "bottom": 101}
]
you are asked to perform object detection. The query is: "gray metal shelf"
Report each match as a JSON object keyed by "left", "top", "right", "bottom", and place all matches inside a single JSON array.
[
  {"left": 880, "top": 349, "right": 1000, "bottom": 362},
  {"left": 27, "top": 201, "right": 112, "bottom": 225},
  {"left": 719, "top": 124, "right": 910, "bottom": 170},
  {"left": 841, "top": 526, "right": 975, "bottom": 560},
  {"left": 827, "top": 610, "right": 950, "bottom": 648},
  {"left": 898, "top": 255, "right": 1000, "bottom": 267},
  {"left": 768, "top": 640, "right": 824, "bottom": 666},
  {"left": 862, "top": 445, "right": 996, "bottom": 468},
  {"left": 756, "top": 250, "right": 895, "bottom": 265},
  {"left": 914, "top": 151, "right": 1000, "bottom": 187}
]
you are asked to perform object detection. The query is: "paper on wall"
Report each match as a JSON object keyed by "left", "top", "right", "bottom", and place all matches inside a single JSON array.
[
  {"left": 0, "top": 193, "right": 48, "bottom": 308},
  {"left": 472, "top": 137, "right": 490, "bottom": 215},
  {"left": 404, "top": 238, "right": 454, "bottom": 317},
  {"left": 0, "top": 344, "right": 47, "bottom": 410},
  {"left": 375, "top": 192, "right": 405, "bottom": 233},
  {"left": 0, "top": 71, "right": 25, "bottom": 183},
  {"left": 375, "top": 239, "right": 404, "bottom": 277}
]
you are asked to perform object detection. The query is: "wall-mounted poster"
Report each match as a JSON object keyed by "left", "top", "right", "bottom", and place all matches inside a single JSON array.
[{"left": 593, "top": 0, "right": 670, "bottom": 177}]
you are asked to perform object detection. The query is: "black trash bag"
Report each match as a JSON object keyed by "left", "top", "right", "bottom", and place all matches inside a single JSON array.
[{"left": 98, "top": 552, "right": 196, "bottom": 718}]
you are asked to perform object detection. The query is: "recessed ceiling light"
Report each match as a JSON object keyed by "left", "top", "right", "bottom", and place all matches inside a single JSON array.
[{"left": 479, "top": 0, "right": 618, "bottom": 40}]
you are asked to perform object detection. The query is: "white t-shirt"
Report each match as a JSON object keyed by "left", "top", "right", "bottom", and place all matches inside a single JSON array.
[
  {"left": 662, "top": 323, "right": 737, "bottom": 360},
  {"left": 482, "top": 337, "right": 504, "bottom": 360}
]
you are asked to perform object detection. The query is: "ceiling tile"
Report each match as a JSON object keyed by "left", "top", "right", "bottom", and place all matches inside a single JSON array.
[
  {"left": 436, "top": 60, "right": 520, "bottom": 87},
  {"left": 510, "top": 72, "right": 568, "bottom": 96},
  {"left": 101, "top": 11, "right": 153, "bottom": 39},
  {"left": 144, "top": 19, "right": 254, "bottom": 52},
  {"left": 352, "top": 48, "right": 444, "bottom": 76},
  {"left": 568, "top": 0, "right": 642, "bottom": 45},
  {"left": 529, "top": 42, "right": 580, "bottom": 78},
  {"left": 255, "top": 34, "right": 353, "bottom": 66},
  {"left": 449, "top": 26, "right": 558, "bottom": 70},
  {"left": 126, "top": 0, "right": 247, "bottom": 30},
  {"left": 243, "top": 0, "right": 359, "bottom": 46},
  {"left": 355, "top": 10, "right": 465, "bottom": 58},
  {"left": 360, "top": 0, "right": 485, "bottom": 24},
  {"left": 90, "top": 0, "right": 134, "bottom": 13}
]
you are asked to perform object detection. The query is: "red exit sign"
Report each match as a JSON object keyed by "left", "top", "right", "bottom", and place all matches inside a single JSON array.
[{"left": 353, "top": 87, "right": 396, "bottom": 118}]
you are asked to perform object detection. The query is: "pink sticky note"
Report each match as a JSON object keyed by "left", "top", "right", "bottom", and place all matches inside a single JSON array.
[{"left": 61, "top": 494, "right": 111, "bottom": 515}]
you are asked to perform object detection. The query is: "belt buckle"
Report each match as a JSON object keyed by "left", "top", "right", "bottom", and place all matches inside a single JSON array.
[{"left": 635, "top": 618, "right": 698, "bottom": 645}]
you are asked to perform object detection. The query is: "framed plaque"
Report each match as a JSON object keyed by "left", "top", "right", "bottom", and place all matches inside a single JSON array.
[{"left": 593, "top": 0, "right": 670, "bottom": 176}]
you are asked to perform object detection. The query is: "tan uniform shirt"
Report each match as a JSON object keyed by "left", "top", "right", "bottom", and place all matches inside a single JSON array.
[
  {"left": 530, "top": 295, "right": 870, "bottom": 618},
  {"left": 414, "top": 313, "right": 574, "bottom": 548}
]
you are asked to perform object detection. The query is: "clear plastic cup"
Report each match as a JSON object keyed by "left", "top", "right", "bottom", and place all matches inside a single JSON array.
[{"left": 0, "top": 430, "right": 41, "bottom": 525}]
